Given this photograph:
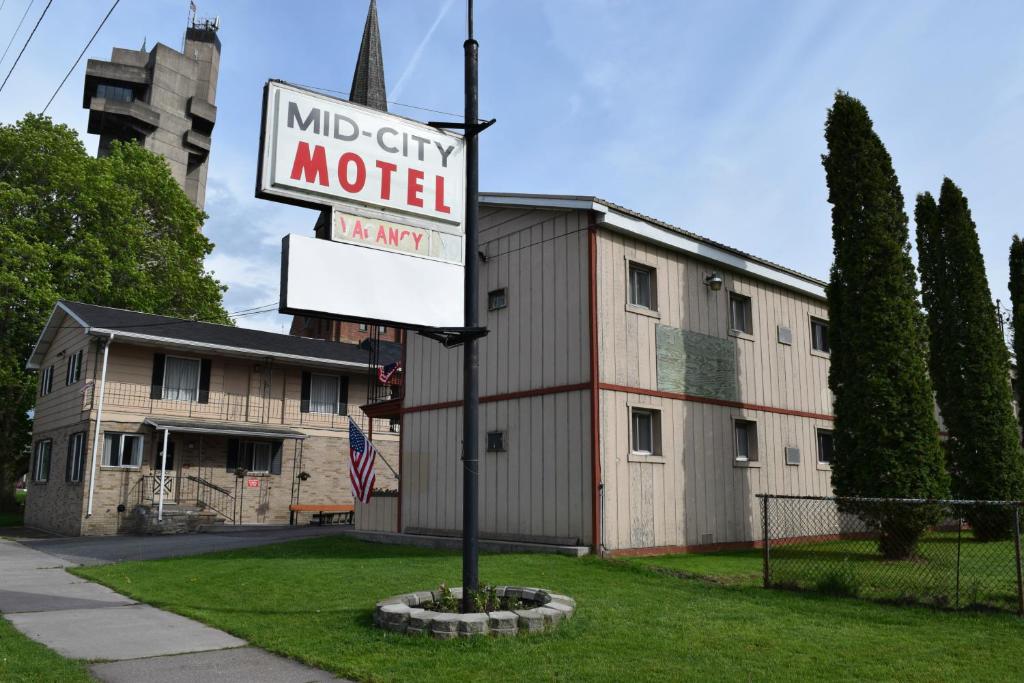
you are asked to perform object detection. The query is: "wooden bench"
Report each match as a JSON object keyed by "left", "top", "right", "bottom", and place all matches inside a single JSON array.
[{"left": 289, "top": 504, "right": 354, "bottom": 526}]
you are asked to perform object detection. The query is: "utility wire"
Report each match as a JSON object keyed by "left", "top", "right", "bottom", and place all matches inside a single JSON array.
[
  {"left": 0, "top": 0, "right": 53, "bottom": 96},
  {"left": 42, "top": 0, "right": 120, "bottom": 114},
  {"left": 283, "top": 80, "right": 483, "bottom": 123},
  {"left": 0, "top": 0, "right": 34, "bottom": 71}
]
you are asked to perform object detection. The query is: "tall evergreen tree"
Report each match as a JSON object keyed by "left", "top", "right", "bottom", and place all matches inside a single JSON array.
[
  {"left": 1009, "top": 236, "right": 1024, "bottom": 414},
  {"left": 822, "top": 92, "right": 948, "bottom": 559},
  {"left": 916, "top": 180, "right": 1024, "bottom": 539}
]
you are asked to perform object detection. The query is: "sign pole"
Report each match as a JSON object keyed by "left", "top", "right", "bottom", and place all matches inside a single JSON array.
[{"left": 461, "top": 0, "right": 480, "bottom": 613}]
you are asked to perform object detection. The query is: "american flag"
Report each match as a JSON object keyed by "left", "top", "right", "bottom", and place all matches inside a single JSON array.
[
  {"left": 348, "top": 419, "right": 377, "bottom": 504},
  {"left": 377, "top": 361, "right": 402, "bottom": 385}
]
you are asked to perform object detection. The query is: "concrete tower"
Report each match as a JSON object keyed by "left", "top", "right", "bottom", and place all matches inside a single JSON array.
[{"left": 82, "top": 18, "right": 221, "bottom": 209}]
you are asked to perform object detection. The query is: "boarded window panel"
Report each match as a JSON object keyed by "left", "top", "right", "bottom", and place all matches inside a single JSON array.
[{"left": 656, "top": 324, "right": 738, "bottom": 401}]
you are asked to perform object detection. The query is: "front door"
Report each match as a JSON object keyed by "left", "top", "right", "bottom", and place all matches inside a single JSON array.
[{"left": 153, "top": 439, "right": 176, "bottom": 501}]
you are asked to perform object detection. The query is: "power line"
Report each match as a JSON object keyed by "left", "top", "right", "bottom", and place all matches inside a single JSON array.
[
  {"left": 0, "top": 0, "right": 53, "bottom": 96},
  {"left": 283, "top": 80, "right": 482, "bottom": 123},
  {"left": 0, "top": 0, "right": 34, "bottom": 71},
  {"left": 42, "top": 0, "right": 120, "bottom": 114}
]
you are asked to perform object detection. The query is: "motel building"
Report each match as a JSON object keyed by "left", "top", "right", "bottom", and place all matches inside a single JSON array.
[
  {"left": 23, "top": 301, "right": 399, "bottom": 536},
  {"left": 383, "top": 194, "right": 836, "bottom": 556}
]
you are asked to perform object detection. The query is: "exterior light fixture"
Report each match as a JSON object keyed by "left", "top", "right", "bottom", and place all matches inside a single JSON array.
[{"left": 704, "top": 273, "right": 724, "bottom": 291}]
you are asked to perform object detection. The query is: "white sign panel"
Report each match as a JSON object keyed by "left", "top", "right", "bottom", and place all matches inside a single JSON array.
[
  {"left": 259, "top": 81, "right": 465, "bottom": 230},
  {"left": 331, "top": 209, "right": 463, "bottom": 264},
  {"left": 281, "top": 234, "right": 464, "bottom": 330}
]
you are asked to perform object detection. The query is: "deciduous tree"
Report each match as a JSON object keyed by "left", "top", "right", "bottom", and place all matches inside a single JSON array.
[{"left": 0, "top": 115, "right": 229, "bottom": 513}]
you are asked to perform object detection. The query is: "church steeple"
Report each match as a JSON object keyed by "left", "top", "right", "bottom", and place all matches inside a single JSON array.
[{"left": 349, "top": 0, "right": 387, "bottom": 112}]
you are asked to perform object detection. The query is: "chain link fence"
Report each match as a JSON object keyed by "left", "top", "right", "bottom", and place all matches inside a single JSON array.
[{"left": 759, "top": 495, "right": 1024, "bottom": 614}]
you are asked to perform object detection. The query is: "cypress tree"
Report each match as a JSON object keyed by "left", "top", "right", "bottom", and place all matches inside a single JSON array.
[
  {"left": 916, "top": 180, "right": 1024, "bottom": 539},
  {"left": 822, "top": 92, "right": 948, "bottom": 559},
  {"left": 1010, "top": 236, "right": 1024, "bottom": 411}
]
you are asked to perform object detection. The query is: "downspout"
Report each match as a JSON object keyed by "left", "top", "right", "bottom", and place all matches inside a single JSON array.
[
  {"left": 157, "top": 428, "right": 169, "bottom": 521},
  {"left": 86, "top": 333, "right": 113, "bottom": 517},
  {"left": 588, "top": 215, "right": 603, "bottom": 555}
]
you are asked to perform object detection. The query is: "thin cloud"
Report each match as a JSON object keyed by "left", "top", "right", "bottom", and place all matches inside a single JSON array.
[{"left": 391, "top": 0, "right": 456, "bottom": 101}]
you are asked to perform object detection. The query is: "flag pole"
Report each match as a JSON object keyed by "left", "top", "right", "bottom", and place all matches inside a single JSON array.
[{"left": 461, "top": 0, "right": 480, "bottom": 613}]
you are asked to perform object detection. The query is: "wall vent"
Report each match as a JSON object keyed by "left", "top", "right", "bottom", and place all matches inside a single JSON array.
[
  {"left": 700, "top": 533, "right": 714, "bottom": 545},
  {"left": 785, "top": 446, "right": 801, "bottom": 466}
]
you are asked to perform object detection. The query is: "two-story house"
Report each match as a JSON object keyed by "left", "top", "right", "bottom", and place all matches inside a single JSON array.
[
  {"left": 395, "top": 194, "right": 835, "bottom": 556},
  {"left": 24, "top": 301, "right": 399, "bottom": 536}
]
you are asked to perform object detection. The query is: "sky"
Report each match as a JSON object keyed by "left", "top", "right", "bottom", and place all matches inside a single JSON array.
[{"left": 2, "top": 0, "right": 1024, "bottom": 332}]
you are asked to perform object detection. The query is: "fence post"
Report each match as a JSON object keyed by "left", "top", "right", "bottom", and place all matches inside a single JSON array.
[
  {"left": 1014, "top": 507, "right": 1023, "bottom": 617},
  {"left": 762, "top": 495, "right": 771, "bottom": 587},
  {"left": 955, "top": 504, "right": 962, "bottom": 610}
]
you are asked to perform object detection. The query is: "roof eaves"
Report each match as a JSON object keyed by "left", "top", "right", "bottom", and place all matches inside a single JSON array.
[
  {"left": 26, "top": 303, "right": 89, "bottom": 370},
  {"left": 85, "top": 327, "right": 370, "bottom": 370}
]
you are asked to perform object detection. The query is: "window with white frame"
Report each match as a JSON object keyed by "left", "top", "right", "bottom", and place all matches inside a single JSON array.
[
  {"left": 628, "top": 263, "right": 656, "bottom": 310},
  {"left": 39, "top": 365, "right": 53, "bottom": 396},
  {"left": 103, "top": 433, "right": 144, "bottom": 468},
  {"left": 734, "top": 419, "right": 758, "bottom": 461},
  {"left": 66, "top": 432, "right": 86, "bottom": 483},
  {"left": 729, "top": 293, "right": 753, "bottom": 335},
  {"left": 358, "top": 323, "right": 368, "bottom": 332},
  {"left": 240, "top": 441, "right": 272, "bottom": 473},
  {"left": 811, "top": 318, "right": 830, "bottom": 353},
  {"left": 65, "top": 349, "right": 83, "bottom": 385},
  {"left": 33, "top": 440, "right": 52, "bottom": 482},
  {"left": 310, "top": 374, "right": 341, "bottom": 414},
  {"left": 630, "top": 408, "right": 660, "bottom": 455},
  {"left": 162, "top": 356, "right": 201, "bottom": 401},
  {"left": 817, "top": 429, "right": 834, "bottom": 465},
  {"left": 377, "top": 325, "right": 387, "bottom": 334}
]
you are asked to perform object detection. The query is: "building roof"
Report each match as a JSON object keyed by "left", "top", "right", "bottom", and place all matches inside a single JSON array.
[
  {"left": 142, "top": 418, "right": 306, "bottom": 440},
  {"left": 27, "top": 301, "right": 375, "bottom": 371},
  {"left": 349, "top": 0, "right": 387, "bottom": 112},
  {"left": 479, "top": 193, "right": 827, "bottom": 300}
]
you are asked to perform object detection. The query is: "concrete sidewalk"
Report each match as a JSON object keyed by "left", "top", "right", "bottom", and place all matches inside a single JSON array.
[{"left": 0, "top": 539, "right": 346, "bottom": 682}]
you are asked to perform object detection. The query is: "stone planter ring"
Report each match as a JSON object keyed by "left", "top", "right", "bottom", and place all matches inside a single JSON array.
[{"left": 374, "top": 586, "right": 576, "bottom": 639}]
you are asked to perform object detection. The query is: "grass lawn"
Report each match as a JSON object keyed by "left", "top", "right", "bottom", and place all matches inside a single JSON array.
[
  {"left": 74, "top": 536, "right": 1024, "bottom": 682},
  {"left": 0, "top": 616, "right": 93, "bottom": 682}
]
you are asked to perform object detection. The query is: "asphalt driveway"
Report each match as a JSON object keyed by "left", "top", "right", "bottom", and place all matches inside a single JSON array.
[{"left": 12, "top": 524, "right": 354, "bottom": 566}]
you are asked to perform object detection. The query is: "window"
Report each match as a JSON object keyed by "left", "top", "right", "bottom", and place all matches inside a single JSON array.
[
  {"left": 96, "top": 83, "right": 133, "bottom": 102},
  {"left": 488, "top": 288, "right": 507, "bottom": 311},
  {"left": 486, "top": 431, "right": 505, "bottom": 452},
  {"left": 729, "top": 293, "right": 753, "bottom": 335},
  {"left": 817, "top": 429, "right": 834, "bottom": 465},
  {"left": 162, "top": 356, "right": 201, "bottom": 401},
  {"left": 631, "top": 408, "right": 658, "bottom": 455},
  {"left": 65, "top": 349, "right": 83, "bottom": 385},
  {"left": 628, "top": 263, "right": 656, "bottom": 310},
  {"left": 358, "top": 323, "right": 368, "bottom": 332},
  {"left": 241, "top": 442, "right": 272, "bottom": 473},
  {"left": 39, "top": 365, "right": 53, "bottom": 396},
  {"left": 734, "top": 419, "right": 758, "bottom": 461},
  {"left": 377, "top": 326, "right": 388, "bottom": 334},
  {"left": 33, "top": 440, "right": 52, "bottom": 482},
  {"left": 66, "top": 432, "right": 86, "bottom": 483},
  {"left": 103, "top": 433, "right": 144, "bottom": 468},
  {"left": 811, "top": 318, "right": 830, "bottom": 353},
  {"left": 310, "top": 373, "right": 341, "bottom": 414}
]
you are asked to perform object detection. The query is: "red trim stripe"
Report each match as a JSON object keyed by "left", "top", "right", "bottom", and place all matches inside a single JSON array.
[
  {"left": 598, "top": 383, "right": 834, "bottom": 422},
  {"left": 402, "top": 382, "right": 591, "bottom": 415}
]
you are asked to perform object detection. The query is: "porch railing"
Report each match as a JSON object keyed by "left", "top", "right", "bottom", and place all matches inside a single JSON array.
[
  {"left": 128, "top": 473, "right": 236, "bottom": 524},
  {"left": 82, "top": 381, "right": 397, "bottom": 434}
]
